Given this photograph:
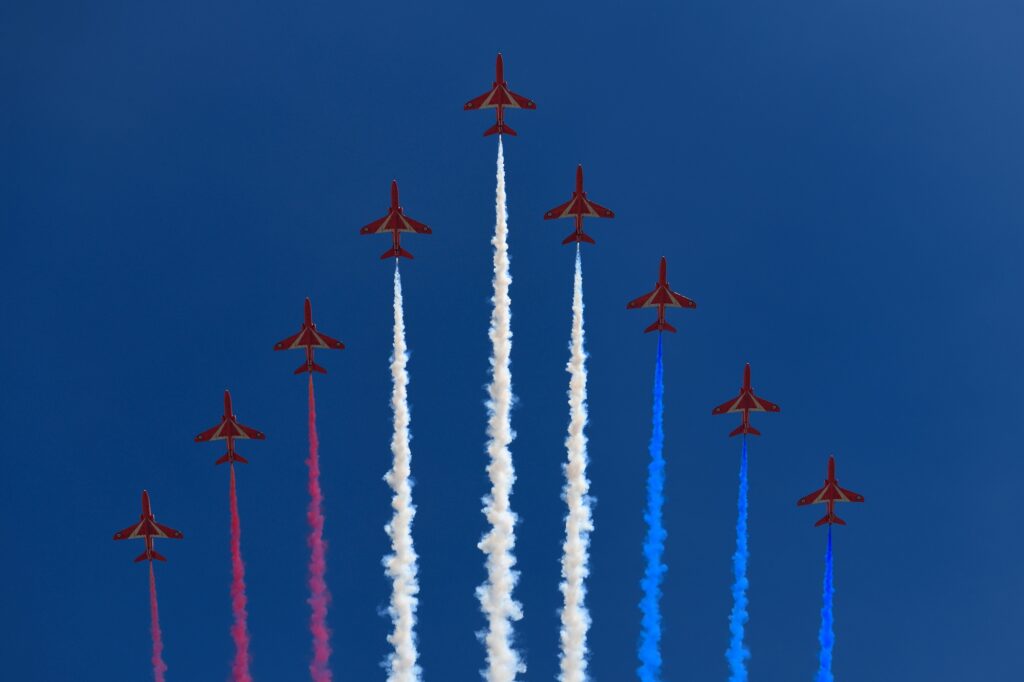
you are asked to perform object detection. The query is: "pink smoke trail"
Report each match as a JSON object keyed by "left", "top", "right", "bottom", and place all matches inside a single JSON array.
[
  {"left": 229, "top": 464, "right": 253, "bottom": 682},
  {"left": 307, "top": 374, "right": 333, "bottom": 681},
  {"left": 148, "top": 562, "right": 167, "bottom": 682}
]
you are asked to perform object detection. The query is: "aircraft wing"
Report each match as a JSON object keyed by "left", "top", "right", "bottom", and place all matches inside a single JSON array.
[
  {"left": 544, "top": 198, "right": 575, "bottom": 220},
  {"left": 234, "top": 421, "right": 265, "bottom": 440},
  {"left": 113, "top": 521, "right": 144, "bottom": 540},
  {"left": 750, "top": 393, "right": 781, "bottom": 413},
  {"left": 194, "top": 422, "right": 224, "bottom": 443},
  {"left": 153, "top": 522, "right": 184, "bottom": 539},
  {"left": 507, "top": 89, "right": 536, "bottom": 109},
  {"left": 666, "top": 290, "right": 697, "bottom": 309},
  {"left": 359, "top": 215, "right": 389, "bottom": 235},
  {"left": 274, "top": 331, "right": 302, "bottom": 351},
  {"left": 712, "top": 395, "right": 742, "bottom": 415},
  {"left": 311, "top": 330, "right": 346, "bottom": 351},
  {"left": 466, "top": 87, "right": 536, "bottom": 111},
  {"left": 797, "top": 485, "right": 828, "bottom": 506},
  {"left": 464, "top": 90, "right": 495, "bottom": 110},
  {"left": 836, "top": 485, "right": 865, "bottom": 503},
  {"left": 276, "top": 329, "right": 345, "bottom": 351},
  {"left": 582, "top": 198, "right": 615, "bottom": 218},
  {"left": 401, "top": 214, "right": 432, "bottom": 234},
  {"left": 626, "top": 289, "right": 657, "bottom": 310}
]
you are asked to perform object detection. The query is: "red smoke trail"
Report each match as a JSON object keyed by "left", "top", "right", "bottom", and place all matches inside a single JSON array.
[
  {"left": 229, "top": 464, "right": 253, "bottom": 682},
  {"left": 307, "top": 374, "right": 333, "bottom": 681},
  {"left": 148, "top": 562, "right": 167, "bottom": 682}
]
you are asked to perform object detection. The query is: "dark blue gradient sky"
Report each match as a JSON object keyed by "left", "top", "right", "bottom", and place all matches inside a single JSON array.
[{"left": 2, "top": 1, "right": 1022, "bottom": 680}]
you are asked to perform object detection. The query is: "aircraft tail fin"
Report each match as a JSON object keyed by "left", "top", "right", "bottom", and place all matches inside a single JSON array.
[
  {"left": 644, "top": 320, "right": 677, "bottom": 334},
  {"left": 562, "top": 231, "right": 596, "bottom": 246}
]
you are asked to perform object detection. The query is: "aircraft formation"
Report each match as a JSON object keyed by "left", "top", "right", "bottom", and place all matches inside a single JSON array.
[{"left": 111, "top": 51, "right": 865, "bottom": 681}]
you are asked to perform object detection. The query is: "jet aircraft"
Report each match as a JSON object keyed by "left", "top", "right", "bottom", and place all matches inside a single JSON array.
[
  {"left": 359, "top": 180, "right": 432, "bottom": 260},
  {"left": 274, "top": 298, "right": 345, "bottom": 374},
  {"left": 797, "top": 455, "right": 865, "bottom": 526},
  {"left": 194, "top": 390, "right": 265, "bottom": 465},
  {"left": 543, "top": 164, "right": 615, "bottom": 245},
  {"left": 112, "top": 490, "right": 183, "bottom": 563},
  {"left": 464, "top": 53, "right": 536, "bottom": 136},
  {"left": 626, "top": 257, "right": 696, "bottom": 333},
  {"left": 712, "top": 363, "right": 780, "bottom": 436}
]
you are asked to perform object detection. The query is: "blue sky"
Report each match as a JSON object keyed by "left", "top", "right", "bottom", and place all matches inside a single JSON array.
[{"left": 2, "top": 1, "right": 1022, "bottom": 680}]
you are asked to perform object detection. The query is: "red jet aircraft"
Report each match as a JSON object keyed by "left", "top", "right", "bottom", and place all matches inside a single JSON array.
[
  {"left": 359, "top": 180, "right": 432, "bottom": 260},
  {"left": 464, "top": 53, "right": 536, "bottom": 137},
  {"left": 626, "top": 257, "right": 696, "bottom": 333},
  {"left": 712, "top": 363, "right": 781, "bottom": 437},
  {"left": 194, "top": 390, "right": 265, "bottom": 465},
  {"left": 544, "top": 165, "right": 615, "bottom": 245},
  {"left": 274, "top": 297, "right": 345, "bottom": 374},
  {"left": 797, "top": 455, "right": 865, "bottom": 526},
  {"left": 112, "top": 490, "right": 183, "bottom": 563}
]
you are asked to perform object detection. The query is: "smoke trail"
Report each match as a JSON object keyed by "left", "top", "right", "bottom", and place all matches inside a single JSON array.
[
  {"left": 307, "top": 374, "right": 333, "bottom": 682},
  {"left": 148, "top": 562, "right": 167, "bottom": 682},
  {"left": 815, "top": 527, "right": 835, "bottom": 682},
  {"left": 637, "top": 334, "right": 666, "bottom": 682},
  {"left": 559, "top": 247, "right": 593, "bottom": 682},
  {"left": 477, "top": 137, "right": 525, "bottom": 682},
  {"left": 726, "top": 436, "right": 750, "bottom": 681},
  {"left": 228, "top": 464, "right": 253, "bottom": 682},
  {"left": 383, "top": 263, "right": 422, "bottom": 682}
]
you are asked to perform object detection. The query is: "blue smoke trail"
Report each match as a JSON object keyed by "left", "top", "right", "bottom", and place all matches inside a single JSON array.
[
  {"left": 726, "top": 436, "right": 750, "bottom": 680},
  {"left": 637, "top": 334, "right": 666, "bottom": 682},
  {"left": 815, "top": 526, "right": 835, "bottom": 682}
]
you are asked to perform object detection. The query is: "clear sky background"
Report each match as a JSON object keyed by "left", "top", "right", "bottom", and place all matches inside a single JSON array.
[{"left": 2, "top": 1, "right": 1022, "bottom": 680}]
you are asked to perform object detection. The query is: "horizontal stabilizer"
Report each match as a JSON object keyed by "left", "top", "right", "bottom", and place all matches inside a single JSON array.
[
  {"left": 485, "top": 122, "right": 516, "bottom": 137},
  {"left": 379, "top": 246, "right": 414, "bottom": 260},
  {"left": 815, "top": 512, "right": 845, "bottom": 527},
  {"left": 134, "top": 550, "right": 166, "bottom": 563},
  {"left": 729, "top": 423, "right": 761, "bottom": 438},
  {"left": 644, "top": 320, "right": 677, "bottom": 334},
  {"left": 294, "top": 362, "right": 328, "bottom": 375},
  {"left": 216, "top": 452, "right": 248, "bottom": 466},
  {"left": 562, "top": 231, "right": 596, "bottom": 246}
]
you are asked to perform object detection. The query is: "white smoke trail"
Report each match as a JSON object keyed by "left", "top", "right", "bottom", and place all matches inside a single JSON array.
[
  {"left": 477, "top": 138, "right": 525, "bottom": 682},
  {"left": 559, "top": 247, "right": 593, "bottom": 682},
  {"left": 384, "top": 263, "right": 422, "bottom": 682}
]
